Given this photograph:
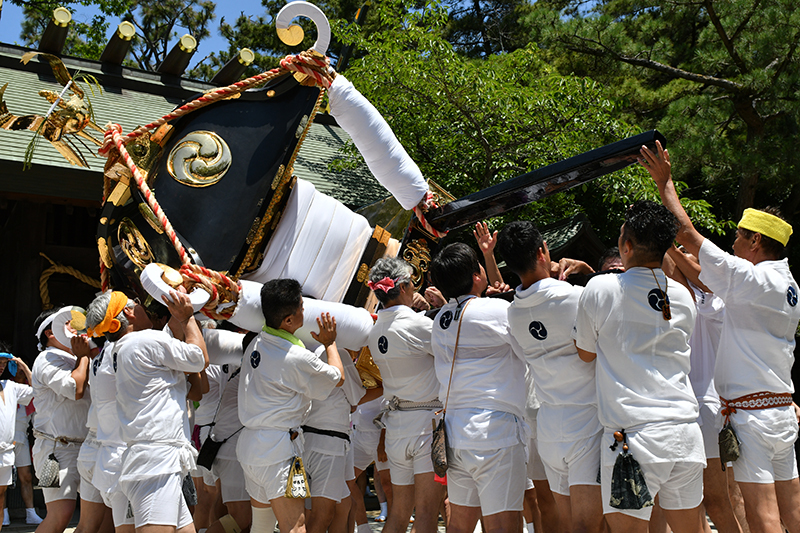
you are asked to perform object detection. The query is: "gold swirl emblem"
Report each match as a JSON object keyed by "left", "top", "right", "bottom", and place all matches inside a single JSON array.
[
  {"left": 167, "top": 131, "right": 232, "bottom": 187},
  {"left": 118, "top": 218, "right": 154, "bottom": 269}
]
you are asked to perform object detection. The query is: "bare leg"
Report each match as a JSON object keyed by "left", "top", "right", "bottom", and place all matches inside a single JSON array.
[
  {"left": 649, "top": 497, "right": 670, "bottom": 533},
  {"left": 727, "top": 473, "right": 750, "bottom": 533},
  {"left": 328, "top": 498, "right": 351, "bottom": 533},
  {"left": 552, "top": 493, "right": 573, "bottom": 533},
  {"left": 35, "top": 498, "right": 77, "bottom": 533},
  {"left": 447, "top": 503, "right": 480, "bottom": 533},
  {"left": 137, "top": 524, "right": 179, "bottom": 533},
  {"left": 775, "top": 477, "right": 800, "bottom": 533},
  {"left": 481, "top": 510, "right": 523, "bottom": 533},
  {"left": 194, "top": 477, "right": 219, "bottom": 531},
  {"left": 306, "top": 497, "right": 336, "bottom": 533},
  {"left": 533, "top": 479, "right": 559, "bottom": 533},
  {"left": 0, "top": 486, "right": 6, "bottom": 532},
  {"left": 523, "top": 488, "right": 542, "bottom": 533},
  {"left": 263, "top": 497, "right": 304, "bottom": 533},
  {"left": 206, "top": 501, "right": 252, "bottom": 533},
  {"left": 604, "top": 513, "right": 648, "bottom": 533},
  {"left": 376, "top": 468, "right": 393, "bottom": 512},
  {"left": 74, "top": 499, "right": 112, "bottom": 533},
  {"left": 702, "top": 459, "right": 741, "bottom": 533},
  {"left": 736, "top": 482, "right": 783, "bottom": 533},
  {"left": 349, "top": 470, "right": 369, "bottom": 529},
  {"left": 17, "top": 466, "right": 36, "bottom": 509},
  {"left": 662, "top": 505, "right": 706, "bottom": 533},
  {"left": 569, "top": 485, "right": 604, "bottom": 533}
]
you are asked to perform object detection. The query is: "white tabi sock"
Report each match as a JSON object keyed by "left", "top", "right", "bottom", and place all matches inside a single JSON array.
[{"left": 251, "top": 507, "right": 277, "bottom": 533}]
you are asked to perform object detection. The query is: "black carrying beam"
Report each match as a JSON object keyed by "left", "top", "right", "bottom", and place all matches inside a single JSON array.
[{"left": 426, "top": 130, "right": 667, "bottom": 233}]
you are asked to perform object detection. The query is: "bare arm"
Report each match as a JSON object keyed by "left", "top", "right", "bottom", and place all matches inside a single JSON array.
[
  {"left": 555, "top": 258, "right": 595, "bottom": 280},
  {"left": 666, "top": 245, "right": 712, "bottom": 293},
  {"left": 310, "top": 313, "right": 344, "bottom": 387},
  {"left": 163, "top": 290, "right": 209, "bottom": 370},
  {"left": 358, "top": 385, "right": 384, "bottom": 405},
  {"left": 474, "top": 221, "right": 505, "bottom": 287},
  {"left": 13, "top": 357, "right": 32, "bottom": 385},
  {"left": 639, "top": 141, "right": 705, "bottom": 256},
  {"left": 575, "top": 343, "right": 596, "bottom": 363},
  {"left": 185, "top": 370, "right": 209, "bottom": 401},
  {"left": 69, "top": 336, "right": 92, "bottom": 400}
]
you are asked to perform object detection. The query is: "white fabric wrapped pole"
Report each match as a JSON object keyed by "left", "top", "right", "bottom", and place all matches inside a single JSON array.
[
  {"left": 228, "top": 280, "right": 373, "bottom": 352},
  {"left": 328, "top": 75, "right": 429, "bottom": 210}
]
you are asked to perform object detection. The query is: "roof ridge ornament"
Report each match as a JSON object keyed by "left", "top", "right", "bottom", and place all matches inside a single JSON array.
[{"left": 276, "top": 1, "right": 331, "bottom": 56}]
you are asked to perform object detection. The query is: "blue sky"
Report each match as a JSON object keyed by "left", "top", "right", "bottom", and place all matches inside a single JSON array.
[{"left": 0, "top": 1, "right": 272, "bottom": 69}]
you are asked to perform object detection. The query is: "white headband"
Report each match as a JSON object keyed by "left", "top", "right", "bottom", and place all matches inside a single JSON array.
[{"left": 35, "top": 306, "right": 69, "bottom": 351}]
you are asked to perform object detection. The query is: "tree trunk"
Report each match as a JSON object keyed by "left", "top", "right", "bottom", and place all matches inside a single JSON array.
[{"left": 734, "top": 98, "right": 765, "bottom": 218}]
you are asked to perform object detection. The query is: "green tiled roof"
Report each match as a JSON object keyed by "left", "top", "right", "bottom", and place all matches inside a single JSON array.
[{"left": 0, "top": 43, "right": 389, "bottom": 208}]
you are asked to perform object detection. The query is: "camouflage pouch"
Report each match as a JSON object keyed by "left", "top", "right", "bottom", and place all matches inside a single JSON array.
[{"left": 718, "top": 422, "right": 740, "bottom": 470}]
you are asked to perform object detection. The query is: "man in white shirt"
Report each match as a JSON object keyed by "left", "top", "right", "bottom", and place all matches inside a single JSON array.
[
  {"left": 497, "top": 221, "right": 604, "bottom": 533},
  {"left": 31, "top": 308, "right": 92, "bottom": 533},
  {"left": 428, "top": 243, "right": 529, "bottom": 533},
  {"left": 236, "top": 279, "right": 344, "bottom": 533},
  {"left": 85, "top": 290, "right": 209, "bottom": 533},
  {"left": 574, "top": 200, "right": 706, "bottom": 533},
  {"left": 642, "top": 140, "right": 800, "bottom": 533}
]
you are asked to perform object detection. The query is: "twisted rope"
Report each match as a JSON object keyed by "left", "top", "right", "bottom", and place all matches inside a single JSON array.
[
  {"left": 180, "top": 264, "right": 241, "bottom": 320},
  {"left": 412, "top": 191, "right": 448, "bottom": 238},
  {"left": 39, "top": 253, "right": 102, "bottom": 310}
]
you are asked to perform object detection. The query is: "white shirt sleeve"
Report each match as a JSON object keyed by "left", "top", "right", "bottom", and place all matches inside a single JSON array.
[
  {"left": 14, "top": 383, "right": 34, "bottom": 406},
  {"left": 290, "top": 349, "right": 342, "bottom": 401},
  {"left": 698, "top": 238, "right": 766, "bottom": 303},
  {"left": 157, "top": 336, "right": 206, "bottom": 374},
  {"left": 574, "top": 282, "right": 599, "bottom": 354},
  {"left": 203, "top": 329, "right": 245, "bottom": 366},
  {"left": 38, "top": 353, "right": 77, "bottom": 400}
]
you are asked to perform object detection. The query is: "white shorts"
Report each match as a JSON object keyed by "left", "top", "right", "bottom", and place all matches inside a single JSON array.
[
  {"left": 729, "top": 406, "right": 799, "bottom": 483},
  {"left": 351, "top": 427, "right": 388, "bottom": 472},
  {"left": 0, "top": 466, "right": 12, "bottom": 486},
  {"left": 385, "top": 432, "right": 434, "bottom": 486},
  {"left": 305, "top": 449, "right": 348, "bottom": 502},
  {"left": 121, "top": 472, "right": 193, "bottom": 529},
  {"left": 345, "top": 444, "right": 355, "bottom": 482},
  {"left": 32, "top": 441, "right": 81, "bottom": 503},
  {"left": 241, "top": 459, "right": 293, "bottom": 504},
  {"left": 538, "top": 429, "right": 602, "bottom": 496},
  {"left": 447, "top": 444, "right": 527, "bottom": 516},
  {"left": 698, "top": 401, "right": 721, "bottom": 460},
  {"left": 212, "top": 458, "right": 249, "bottom": 503},
  {"left": 77, "top": 438, "right": 104, "bottom": 503},
  {"left": 194, "top": 465, "right": 218, "bottom": 486},
  {"left": 14, "top": 440, "right": 31, "bottom": 467},
  {"left": 601, "top": 460, "right": 704, "bottom": 519},
  {"left": 101, "top": 490, "right": 135, "bottom": 527}
]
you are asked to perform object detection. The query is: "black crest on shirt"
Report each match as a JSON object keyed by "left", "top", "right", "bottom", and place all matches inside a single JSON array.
[
  {"left": 250, "top": 350, "right": 261, "bottom": 369},
  {"left": 112, "top": 352, "right": 118, "bottom": 373},
  {"left": 439, "top": 310, "right": 454, "bottom": 330},
  {"left": 788, "top": 286, "right": 798, "bottom": 307},
  {"left": 92, "top": 351, "right": 103, "bottom": 376},
  {"left": 222, "top": 364, "right": 229, "bottom": 374},
  {"left": 528, "top": 321, "right": 548, "bottom": 340},
  {"left": 647, "top": 289, "right": 669, "bottom": 313},
  {"left": 377, "top": 335, "right": 389, "bottom": 354}
]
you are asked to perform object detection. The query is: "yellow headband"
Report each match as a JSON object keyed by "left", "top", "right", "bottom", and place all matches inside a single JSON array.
[
  {"left": 738, "top": 208, "right": 793, "bottom": 247},
  {"left": 87, "top": 292, "right": 129, "bottom": 337}
]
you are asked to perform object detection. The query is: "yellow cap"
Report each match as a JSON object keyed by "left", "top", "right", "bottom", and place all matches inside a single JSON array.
[{"left": 738, "top": 208, "right": 793, "bottom": 246}]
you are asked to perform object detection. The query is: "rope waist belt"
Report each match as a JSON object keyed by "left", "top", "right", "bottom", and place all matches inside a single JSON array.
[
  {"left": 33, "top": 429, "right": 85, "bottom": 445},
  {"left": 300, "top": 426, "right": 350, "bottom": 442},
  {"left": 373, "top": 397, "right": 444, "bottom": 429},
  {"left": 721, "top": 391, "right": 793, "bottom": 423}
]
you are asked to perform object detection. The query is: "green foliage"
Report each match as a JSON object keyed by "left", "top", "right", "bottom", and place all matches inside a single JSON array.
[
  {"left": 331, "top": 0, "right": 723, "bottom": 244},
  {"left": 527, "top": 0, "right": 800, "bottom": 235}
]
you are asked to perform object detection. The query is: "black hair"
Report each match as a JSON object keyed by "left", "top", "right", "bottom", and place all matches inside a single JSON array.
[
  {"left": 429, "top": 243, "right": 480, "bottom": 301},
  {"left": 496, "top": 221, "right": 544, "bottom": 276},
  {"left": 738, "top": 206, "right": 787, "bottom": 259},
  {"left": 597, "top": 246, "right": 621, "bottom": 271},
  {"left": 260, "top": 279, "right": 303, "bottom": 330},
  {"left": 33, "top": 308, "right": 59, "bottom": 350},
  {"left": 621, "top": 201, "right": 679, "bottom": 264}
]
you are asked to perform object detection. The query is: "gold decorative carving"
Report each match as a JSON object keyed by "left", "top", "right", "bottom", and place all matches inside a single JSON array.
[
  {"left": 354, "top": 346, "right": 382, "bottom": 389},
  {"left": 99, "top": 217, "right": 108, "bottom": 225},
  {"left": 356, "top": 263, "right": 369, "bottom": 284},
  {"left": 138, "top": 203, "right": 164, "bottom": 234},
  {"left": 167, "top": 130, "right": 232, "bottom": 188},
  {"left": 271, "top": 165, "right": 286, "bottom": 190},
  {"left": 118, "top": 218, "right": 154, "bottom": 269},
  {"left": 97, "top": 237, "right": 113, "bottom": 268},
  {"left": 402, "top": 238, "right": 432, "bottom": 291}
]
